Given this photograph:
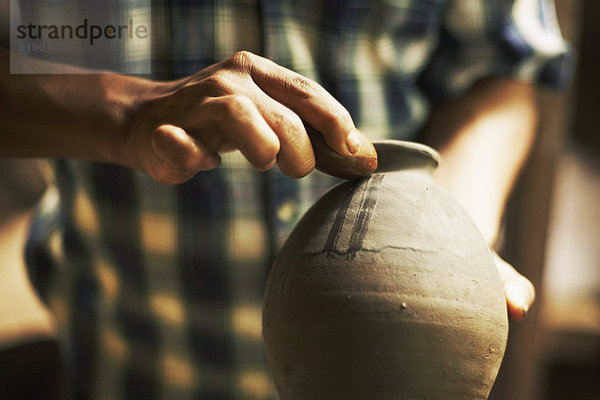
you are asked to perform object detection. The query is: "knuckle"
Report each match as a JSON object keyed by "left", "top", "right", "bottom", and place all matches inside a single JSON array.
[
  {"left": 228, "top": 95, "right": 256, "bottom": 119},
  {"left": 195, "top": 73, "right": 231, "bottom": 96},
  {"left": 212, "top": 95, "right": 255, "bottom": 121},
  {"left": 273, "top": 109, "right": 305, "bottom": 138},
  {"left": 319, "top": 103, "right": 352, "bottom": 134},
  {"left": 287, "top": 75, "right": 317, "bottom": 100},
  {"left": 228, "top": 50, "right": 256, "bottom": 69}
]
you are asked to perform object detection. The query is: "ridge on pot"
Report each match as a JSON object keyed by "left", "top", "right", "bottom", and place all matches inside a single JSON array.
[{"left": 263, "top": 140, "right": 508, "bottom": 400}]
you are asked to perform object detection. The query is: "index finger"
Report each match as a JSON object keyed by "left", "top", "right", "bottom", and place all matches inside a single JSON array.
[{"left": 233, "top": 52, "right": 366, "bottom": 158}]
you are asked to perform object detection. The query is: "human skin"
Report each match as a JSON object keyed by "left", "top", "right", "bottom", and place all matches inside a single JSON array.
[
  {"left": 0, "top": 48, "right": 534, "bottom": 319},
  {"left": 422, "top": 77, "right": 538, "bottom": 320},
  {"left": 1, "top": 49, "right": 367, "bottom": 183}
]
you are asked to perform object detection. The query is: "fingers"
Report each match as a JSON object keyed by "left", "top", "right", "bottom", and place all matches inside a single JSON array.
[
  {"left": 146, "top": 51, "right": 374, "bottom": 181},
  {"left": 149, "top": 124, "right": 221, "bottom": 185},
  {"left": 493, "top": 252, "right": 536, "bottom": 321},
  {"left": 307, "top": 125, "right": 378, "bottom": 180},
  {"left": 247, "top": 90, "right": 316, "bottom": 178},
  {"left": 190, "top": 95, "right": 281, "bottom": 171},
  {"left": 226, "top": 51, "right": 363, "bottom": 158},
  {"left": 147, "top": 95, "right": 282, "bottom": 183}
]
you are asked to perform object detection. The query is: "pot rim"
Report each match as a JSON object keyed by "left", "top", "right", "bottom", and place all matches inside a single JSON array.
[{"left": 373, "top": 140, "right": 440, "bottom": 174}]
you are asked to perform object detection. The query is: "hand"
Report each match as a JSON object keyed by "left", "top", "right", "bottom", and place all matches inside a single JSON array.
[
  {"left": 493, "top": 252, "right": 535, "bottom": 321},
  {"left": 125, "top": 51, "right": 370, "bottom": 184}
]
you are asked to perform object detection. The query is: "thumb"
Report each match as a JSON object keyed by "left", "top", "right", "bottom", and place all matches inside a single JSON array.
[
  {"left": 493, "top": 252, "right": 536, "bottom": 321},
  {"left": 148, "top": 124, "right": 221, "bottom": 184}
]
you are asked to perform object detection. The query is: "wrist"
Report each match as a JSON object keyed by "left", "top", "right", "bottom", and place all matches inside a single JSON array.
[
  {"left": 101, "top": 74, "right": 181, "bottom": 171},
  {"left": 124, "top": 78, "right": 193, "bottom": 178}
]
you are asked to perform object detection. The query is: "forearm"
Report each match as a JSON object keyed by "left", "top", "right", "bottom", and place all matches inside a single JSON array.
[
  {"left": 0, "top": 48, "right": 154, "bottom": 165},
  {"left": 421, "top": 77, "right": 538, "bottom": 245},
  {"left": 1, "top": 49, "right": 376, "bottom": 183}
]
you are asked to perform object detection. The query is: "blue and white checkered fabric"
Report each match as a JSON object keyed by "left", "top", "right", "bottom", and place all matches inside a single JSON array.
[{"left": 23, "top": 1, "right": 570, "bottom": 399}]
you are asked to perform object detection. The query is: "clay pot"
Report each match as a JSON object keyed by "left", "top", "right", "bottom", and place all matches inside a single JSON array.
[{"left": 263, "top": 140, "right": 508, "bottom": 400}]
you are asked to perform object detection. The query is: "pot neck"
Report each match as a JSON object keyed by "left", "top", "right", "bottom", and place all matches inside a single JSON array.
[{"left": 372, "top": 140, "right": 439, "bottom": 176}]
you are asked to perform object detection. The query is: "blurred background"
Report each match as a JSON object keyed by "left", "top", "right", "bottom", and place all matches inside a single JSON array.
[
  {"left": 0, "top": 0, "right": 598, "bottom": 399},
  {"left": 490, "top": 1, "right": 600, "bottom": 399}
]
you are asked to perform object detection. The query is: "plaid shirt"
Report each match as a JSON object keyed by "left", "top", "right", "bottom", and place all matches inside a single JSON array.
[{"left": 23, "top": 1, "right": 570, "bottom": 399}]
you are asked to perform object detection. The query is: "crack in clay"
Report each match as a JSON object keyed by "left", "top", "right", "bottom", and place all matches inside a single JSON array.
[{"left": 312, "top": 245, "right": 462, "bottom": 258}]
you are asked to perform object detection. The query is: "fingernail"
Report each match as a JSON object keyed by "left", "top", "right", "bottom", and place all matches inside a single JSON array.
[
  {"left": 504, "top": 282, "right": 531, "bottom": 319},
  {"left": 346, "top": 128, "right": 361, "bottom": 155}
]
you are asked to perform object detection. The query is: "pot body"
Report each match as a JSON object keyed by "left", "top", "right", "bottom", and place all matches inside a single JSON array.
[{"left": 263, "top": 141, "right": 508, "bottom": 400}]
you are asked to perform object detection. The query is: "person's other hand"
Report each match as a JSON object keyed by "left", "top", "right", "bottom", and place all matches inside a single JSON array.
[
  {"left": 125, "top": 51, "right": 370, "bottom": 184},
  {"left": 493, "top": 252, "right": 535, "bottom": 321}
]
